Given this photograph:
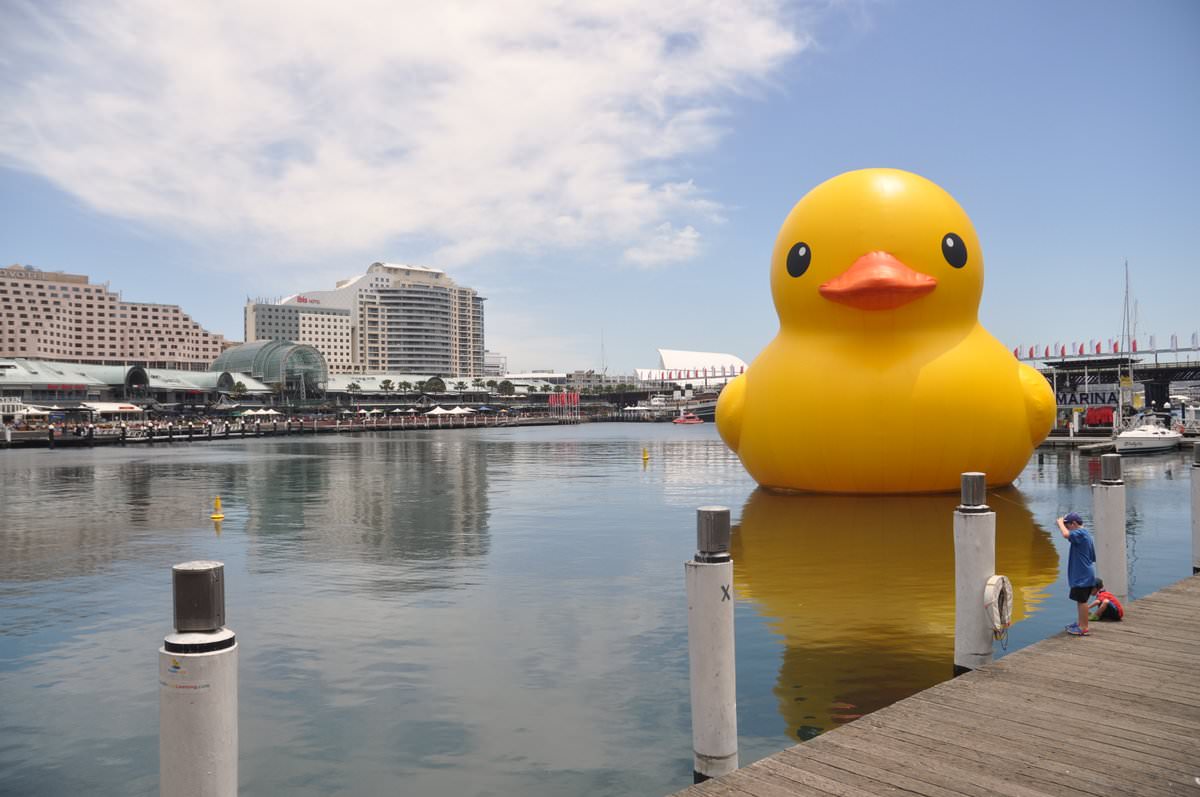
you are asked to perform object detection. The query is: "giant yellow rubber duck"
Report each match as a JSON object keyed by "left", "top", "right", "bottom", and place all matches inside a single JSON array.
[{"left": 717, "top": 168, "right": 1055, "bottom": 493}]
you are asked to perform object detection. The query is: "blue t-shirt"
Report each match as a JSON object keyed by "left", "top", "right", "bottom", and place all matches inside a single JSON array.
[{"left": 1067, "top": 527, "right": 1096, "bottom": 588}]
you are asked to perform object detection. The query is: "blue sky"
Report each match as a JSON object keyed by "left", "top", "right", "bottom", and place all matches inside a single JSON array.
[{"left": 2, "top": 1, "right": 1197, "bottom": 374}]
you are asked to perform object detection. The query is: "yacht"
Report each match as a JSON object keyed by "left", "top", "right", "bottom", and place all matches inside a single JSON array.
[{"left": 1115, "top": 415, "right": 1182, "bottom": 454}]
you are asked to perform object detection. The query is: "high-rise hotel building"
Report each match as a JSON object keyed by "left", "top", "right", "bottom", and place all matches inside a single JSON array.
[
  {"left": 246, "top": 262, "right": 485, "bottom": 376},
  {"left": 1, "top": 264, "right": 229, "bottom": 370}
]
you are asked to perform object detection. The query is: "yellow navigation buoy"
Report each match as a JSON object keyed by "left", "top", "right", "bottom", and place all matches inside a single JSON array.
[
  {"left": 642, "top": 447, "right": 649, "bottom": 462},
  {"left": 716, "top": 168, "right": 1054, "bottom": 493},
  {"left": 210, "top": 496, "right": 225, "bottom": 520}
]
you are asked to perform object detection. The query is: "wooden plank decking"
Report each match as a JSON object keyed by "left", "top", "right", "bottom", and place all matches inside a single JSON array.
[{"left": 673, "top": 574, "right": 1200, "bottom": 797}]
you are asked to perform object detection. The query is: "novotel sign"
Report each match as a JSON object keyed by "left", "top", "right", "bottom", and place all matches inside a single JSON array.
[{"left": 295, "top": 296, "right": 321, "bottom": 304}]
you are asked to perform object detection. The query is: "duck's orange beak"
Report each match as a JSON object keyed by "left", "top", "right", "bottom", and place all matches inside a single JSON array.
[{"left": 818, "top": 251, "right": 937, "bottom": 311}]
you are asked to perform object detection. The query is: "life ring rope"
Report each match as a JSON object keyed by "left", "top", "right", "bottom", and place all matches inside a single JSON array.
[{"left": 984, "top": 574, "right": 1014, "bottom": 649}]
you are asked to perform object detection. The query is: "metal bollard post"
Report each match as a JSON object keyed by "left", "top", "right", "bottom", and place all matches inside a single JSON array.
[
  {"left": 1191, "top": 443, "right": 1200, "bottom": 575},
  {"left": 685, "top": 506, "right": 738, "bottom": 783},
  {"left": 954, "top": 472, "right": 996, "bottom": 675},
  {"left": 160, "top": 561, "right": 238, "bottom": 797},
  {"left": 1093, "top": 454, "right": 1128, "bottom": 602}
]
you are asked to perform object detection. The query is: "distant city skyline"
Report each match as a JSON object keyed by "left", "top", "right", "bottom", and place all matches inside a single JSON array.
[{"left": 2, "top": 2, "right": 1197, "bottom": 373}]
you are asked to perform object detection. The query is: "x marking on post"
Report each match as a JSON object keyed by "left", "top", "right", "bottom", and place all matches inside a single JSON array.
[{"left": 721, "top": 584, "right": 731, "bottom": 602}]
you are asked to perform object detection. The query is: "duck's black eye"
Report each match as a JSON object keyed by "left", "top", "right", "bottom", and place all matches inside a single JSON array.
[
  {"left": 941, "top": 233, "right": 967, "bottom": 268},
  {"left": 786, "top": 242, "right": 811, "bottom": 277}
]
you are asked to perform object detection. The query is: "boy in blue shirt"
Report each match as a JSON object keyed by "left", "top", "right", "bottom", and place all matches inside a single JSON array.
[{"left": 1057, "top": 512, "right": 1096, "bottom": 636}]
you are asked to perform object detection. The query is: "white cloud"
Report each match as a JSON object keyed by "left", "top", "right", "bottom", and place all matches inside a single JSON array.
[
  {"left": 0, "top": 0, "right": 805, "bottom": 270},
  {"left": 623, "top": 222, "right": 701, "bottom": 267}
]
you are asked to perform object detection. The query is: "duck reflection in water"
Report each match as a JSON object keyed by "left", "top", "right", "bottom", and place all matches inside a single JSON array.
[{"left": 731, "top": 487, "right": 1058, "bottom": 742}]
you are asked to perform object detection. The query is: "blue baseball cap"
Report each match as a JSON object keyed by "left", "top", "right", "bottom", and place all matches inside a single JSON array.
[{"left": 1063, "top": 512, "right": 1083, "bottom": 524}]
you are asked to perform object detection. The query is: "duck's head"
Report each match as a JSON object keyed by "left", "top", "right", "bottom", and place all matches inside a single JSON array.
[{"left": 770, "top": 168, "right": 983, "bottom": 335}]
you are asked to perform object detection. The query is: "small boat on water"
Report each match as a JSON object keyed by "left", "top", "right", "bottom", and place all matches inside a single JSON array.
[
  {"left": 672, "top": 412, "right": 704, "bottom": 425},
  {"left": 1115, "top": 415, "right": 1182, "bottom": 454}
]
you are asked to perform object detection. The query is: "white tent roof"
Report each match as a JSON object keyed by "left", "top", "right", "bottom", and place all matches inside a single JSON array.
[
  {"left": 425, "top": 406, "right": 449, "bottom": 415},
  {"left": 447, "top": 406, "right": 474, "bottom": 414},
  {"left": 83, "top": 402, "right": 144, "bottom": 414}
]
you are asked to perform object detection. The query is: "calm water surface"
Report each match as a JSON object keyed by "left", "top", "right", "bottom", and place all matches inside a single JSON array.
[{"left": 1, "top": 425, "right": 1194, "bottom": 795}]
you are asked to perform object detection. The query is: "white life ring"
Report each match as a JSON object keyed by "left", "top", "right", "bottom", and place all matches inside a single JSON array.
[{"left": 984, "top": 575, "right": 1013, "bottom": 639}]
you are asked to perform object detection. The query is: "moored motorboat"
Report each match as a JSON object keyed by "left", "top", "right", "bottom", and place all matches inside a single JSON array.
[
  {"left": 1115, "top": 415, "right": 1182, "bottom": 454},
  {"left": 672, "top": 412, "right": 703, "bottom": 425}
]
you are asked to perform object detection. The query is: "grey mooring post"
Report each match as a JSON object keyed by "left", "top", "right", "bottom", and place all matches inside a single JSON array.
[
  {"left": 1093, "top": 454, "right": 1128, "bottom": 602},
  {"left": 160, "top": 561, "right": 238, "bottom": 797},
  {"left": 954, "top": 473, "right": 995, "bottom": 676},
  {"left": 685, "top": 506, "right": 738, "bottom": 783},
  {"left": 1192, "top": 444, "right": 1199, "bottom": 574}
]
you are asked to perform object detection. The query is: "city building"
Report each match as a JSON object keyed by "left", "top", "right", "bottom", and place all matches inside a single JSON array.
[
  {"left": 0, "top": 264, "right": 231, "bottom": 370},
  {"left": 244, "top": 300, "right": 355, "bottom": 373},
  {"left": 483, "top": 350, "right": 507, "bottom": 378},
  {"left": 246, "top": 262, "right": 485, "bottom": 376}
]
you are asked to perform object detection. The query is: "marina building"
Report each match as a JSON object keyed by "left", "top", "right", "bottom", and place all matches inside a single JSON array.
[
  {"left": 0, "top": 264, "right": 230, "bottom": 370},
  {"left": 246, "top": 262, "right": 485, "bottom": 377},
  {"left": 211, "top": 340, "right": 328, "bottom": 402},
  {"left": 0, "top": 357, "right": 271, "bottom": 409}
]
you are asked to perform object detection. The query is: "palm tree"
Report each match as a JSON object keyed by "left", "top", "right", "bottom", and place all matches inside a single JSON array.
[
  {"left": 486, "top": 380, "right": 497, "bottom": 390},
  {"left": 472, "top": 378, "right": 485, "bottom": 389},
  {"left": 454, "top": 381, "right": 468, "bottom": 397},
  {"left": 380, "top": 379, "right": 394, "bottom": 394},
  {"left": 398, "top": 381, "right": 413, "bottom": 394},
  {"left": 497, "top": 380, "right": 515, "bottom": 396},
  {"left": 231, "top": 381, "right": 247, "bottom": 400},
  {"left": 346, "top": 382, "right": 361, "bottom": 408}
]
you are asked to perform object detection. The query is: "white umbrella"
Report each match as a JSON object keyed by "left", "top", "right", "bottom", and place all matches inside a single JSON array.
[
  {"left": 262, "top": 408, "right": 281, "bottom": 416},
  {"left": 425, "top": 406, "right": 449, "bottom": 415},
  {"left": 357, "top": 408, "right": 369, "bottom": 414},
  {"left": 390, "top": 408, "right": 405, "bottom": 414},
  {"left": 405, "top": 408, "right": 418, "bottom": 413},
  {"left": 447, "top": 406, "right": 471, "bottom": 414},
  {"left": 369, "top": 409, "right": 383, "bottom": 415}
]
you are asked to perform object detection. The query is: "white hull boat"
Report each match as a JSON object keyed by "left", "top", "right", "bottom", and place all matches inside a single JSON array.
[{"left": 1115, "top": 419, "right": 1182, "bottom": 454}]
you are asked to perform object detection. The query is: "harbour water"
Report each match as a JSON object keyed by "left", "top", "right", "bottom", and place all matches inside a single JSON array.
[{"left": 0, "top": 425, "right": 1194, "bottom": 796}]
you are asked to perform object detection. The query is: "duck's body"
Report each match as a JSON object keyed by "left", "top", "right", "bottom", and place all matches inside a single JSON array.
[{"left": 717, "top": 169, "right": 1054, "bottom": 494}]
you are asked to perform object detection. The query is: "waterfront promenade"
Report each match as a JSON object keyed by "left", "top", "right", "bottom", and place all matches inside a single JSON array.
[
  {"left": 673, "top": 573, "right": 1200, "bottom": 797},
  {"left": 0, "top": 413, "right": 575, "bottom": 448}
]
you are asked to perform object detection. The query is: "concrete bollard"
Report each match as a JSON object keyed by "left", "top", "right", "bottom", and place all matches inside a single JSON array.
[
  {"left": 954, "top": 472, "right": 996, "bottom": 675},
  {"left": 1092, "top": 454, "right": 1128, "bottom": 602},
  {"left": 160, "top": 561, "right": 238, "bottom": 797},
  {"left": 1192, "top": 444, "right": 1199, "bottom": 575},
  {"left": 685, "top": 506, "right": 738, "bottom": 783}
]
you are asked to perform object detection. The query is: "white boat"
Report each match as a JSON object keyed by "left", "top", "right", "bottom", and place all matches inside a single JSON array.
[{"left": 1115, "top": 415, "right": 1182, "bottom": 454}]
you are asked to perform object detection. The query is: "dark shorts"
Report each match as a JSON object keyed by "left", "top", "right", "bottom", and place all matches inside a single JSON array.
[
  {"left": 1069, "top": 586, "right": 1093, "bottom": 603},
  {"left": 1098, "top": 602, "right": 1122, "bottom": 621}
]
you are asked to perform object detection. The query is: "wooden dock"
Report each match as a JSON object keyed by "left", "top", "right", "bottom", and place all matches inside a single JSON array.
[{"left": 673, "top": 574, "right": 1200, "bottom": 796}]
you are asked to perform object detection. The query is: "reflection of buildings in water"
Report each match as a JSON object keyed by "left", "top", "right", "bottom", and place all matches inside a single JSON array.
[
  {"left": 731, "top": 487, "right": 1058, "bottom": 742},
  {"left": 658, "top": 439, "right": 745, "bottom": 487},
  {"left": 0, "top": 457, "right": 243, "bottom": 582},
  {"left": 242, "top": 436, "right": 492, "bottom": 576}
]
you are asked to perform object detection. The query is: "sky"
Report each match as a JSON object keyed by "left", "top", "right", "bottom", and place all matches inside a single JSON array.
[{"left": 2, "top": 1, "right": 1197, "bottom": 374}]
